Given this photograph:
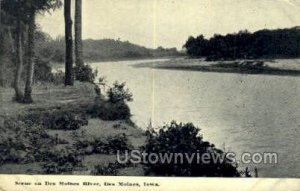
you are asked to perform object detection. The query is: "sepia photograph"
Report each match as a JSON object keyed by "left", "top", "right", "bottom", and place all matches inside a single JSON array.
[{"left": 0, "top": 0, "right": 300, "bottom": 190}]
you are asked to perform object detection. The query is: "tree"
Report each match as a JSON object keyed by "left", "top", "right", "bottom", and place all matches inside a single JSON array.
[
  {"left": 0, "top": 0, "right": 3, "bottom": 87},
  {"left": 1, "top": 0, "right": 26, "bottom": 100},
  {"left": 23, "top": 1, "right": 36, "bottom": 103},
  {"left": 0, "top": 0, "right": 3, "bottom": 86},
  {"left": 64, "top": 0, "right": 73, "bottom": 86},
  {"left": 75, "top": 0, "right": 83, "bottom": 67},
  {"left": 184, "top": 27, "right": 300, "bottom": 60},
  {"left": 73, "top": 0, "right": 97, "bottom": 83},
  {"left": 22, "top": 0, "right": 62, "bottom": 103},
  {"left": 14, "top": 7, "right": 25, "bottom": 101},
  {"left": 1, "top": 0, "right": 61, "bottom": 102}
]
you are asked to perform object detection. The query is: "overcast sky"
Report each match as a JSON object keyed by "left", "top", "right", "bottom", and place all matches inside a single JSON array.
[{"left": 37, "top": 0, "right": 300, "bottom": 49}]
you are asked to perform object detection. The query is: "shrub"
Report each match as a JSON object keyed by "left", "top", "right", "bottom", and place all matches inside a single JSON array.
[
  {"left": 106, "top": 134, "right": 133, "bottom": 153},
  {"left": 34, "top": 58, "right": 54, "bottom": 83},
  {"left": 74, "top": 64, "right": 98, "bottom": 83},
  {"left": 89, "top": 100, "right": 131, "bottom": 120},
  {"left": 46, "top": 112, "right": 88, "bottom": 130},
  {"left": 24, "top": 111, "right": 88, "bottom": 130},
  {"left": 0, "top": 119, "right": 56, "bottom": 165},
  {"left": 143, "top": 121, "right": 240, "bottom": 177},
  {"left": 93, "top": 161, "right": 131, "bottom": 176},
  {"left": 0, "top": 118, "right": 83, "bottom": 173},
  {"left": 75, "top": 134, "right": 132, "bottom": 155},
  {"left": 107, "top": 82, "right": 133, "bottom": 104},
  {"left": 93, "top": 163, "right": 119, "bottom": 176},
  {"left": 88, "top": 82, "right": 132, "bottom": 120},
  {"left": 42, "top": 147, "right": 84, "bottom": 174}
]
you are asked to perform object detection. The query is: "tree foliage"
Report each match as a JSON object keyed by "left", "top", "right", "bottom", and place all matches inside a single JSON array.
[
  {"left": 184, "top": 27, "right": 300, "bottom": 60},
  {"left": 107, "top": 82, "right": 133, "bottom": 104},
  {"left": 1, "top": 0, "right": 61, "bottom": 23},
  {"left": 144, "top": 121, "right": 240, "bottom": 177},
  {"left": 1, "top": 0, "right": 62, "bottom": 102}
]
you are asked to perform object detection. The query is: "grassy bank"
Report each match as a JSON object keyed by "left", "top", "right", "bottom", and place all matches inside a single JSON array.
[{"left": 0, "top": 82, "right": 146, "bottom": 175}]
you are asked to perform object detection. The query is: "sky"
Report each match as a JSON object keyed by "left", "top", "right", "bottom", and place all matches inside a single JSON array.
[{"left": 37, "top": 0, "right": 300, "bottom": 49}]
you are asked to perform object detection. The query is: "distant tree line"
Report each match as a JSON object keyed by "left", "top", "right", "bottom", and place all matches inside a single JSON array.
[
  {"left": 0, "top": 0, "right": 180, "bottom": 103},
  {"left": 184, "top": 27, "right": 300, "bottom": 60},
  {"left": 41, "top": 37, "right": 181, "bottom": 63}
]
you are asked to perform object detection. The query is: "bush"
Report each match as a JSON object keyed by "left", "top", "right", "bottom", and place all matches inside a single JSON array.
[
  {"left": 46, "top": 111, "right": 88, "bottom": 130},
  {"left": 89, "top": 100, "right": 131, "bottom": 120},
  {"left": 34, "top": 58, "right": 54, "bottom": 83},
  {"left": 93, "top": 161, "right": 131, "bottom": 176},
  {"left": 75, "top": 134, "right": 132, "bottom": 155},
  {"left": 106, "top": 134, "right": 133, "bottom": 153},
  {"left": 74, "top": 64, "right": 98, "bottom": 83},
  {"left": 107, "top": 82, "right": 133, "bottom": 104},
  {"left": 143, "top": 121, "right": 240, "bottom": 177},
  {"left": 88, "top": 81, "right": 132, "bottom": 120},
  {"left": 23, "top": 111, "right": 88, "bottom": 130},
  {"left": 42, "top": 147, "right": 84, "bottom": 174},
  {"left": 0, "top": 118, "right": 83, "bottom": 174},
  {"left": 0, "top": 118, "right": 56, "bottom": 165}
]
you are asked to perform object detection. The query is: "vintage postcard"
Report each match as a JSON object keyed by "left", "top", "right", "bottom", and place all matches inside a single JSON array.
[{"left": 0, "top": 0, "right": 299, "bottom": 190}]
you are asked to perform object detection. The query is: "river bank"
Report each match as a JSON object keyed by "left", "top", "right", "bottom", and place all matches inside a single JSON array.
[
  {"left": 0, "top": 80, "right": 241, "bottom": 177},
  {"left": 134, "top": 58, "right": 300, "bottom": 76},
  {"left": 90, "top": 58, "right": 300, "bottom": 177},
  {"left": 0, "top": 82, "right": 146, "bottom": 175}
]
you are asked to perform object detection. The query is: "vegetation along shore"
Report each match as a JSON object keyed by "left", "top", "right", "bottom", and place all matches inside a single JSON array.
[{"left": 1, "top": 0, "right": 299, "bottom": 178}]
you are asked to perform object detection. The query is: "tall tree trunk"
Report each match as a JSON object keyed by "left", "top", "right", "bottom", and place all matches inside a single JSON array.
[
  {"left": 64, "top": 0, "right": 74, "bottom": 86},
  {"left": 14, "top": 12, "right": 24, "bottom": 102},
  {"left": 23, "top": 9, "right": 35, "bottom": 103},
  {"left": 75, "top": 0, "right": 83, "bottom": 67},
  {"left": 0, "top": 0, "right": 4, "bottom": 87}
]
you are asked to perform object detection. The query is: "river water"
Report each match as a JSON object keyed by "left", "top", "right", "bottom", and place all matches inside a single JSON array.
[{"left": 91, "top": 59, "right": 300, "bottom": 177}]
